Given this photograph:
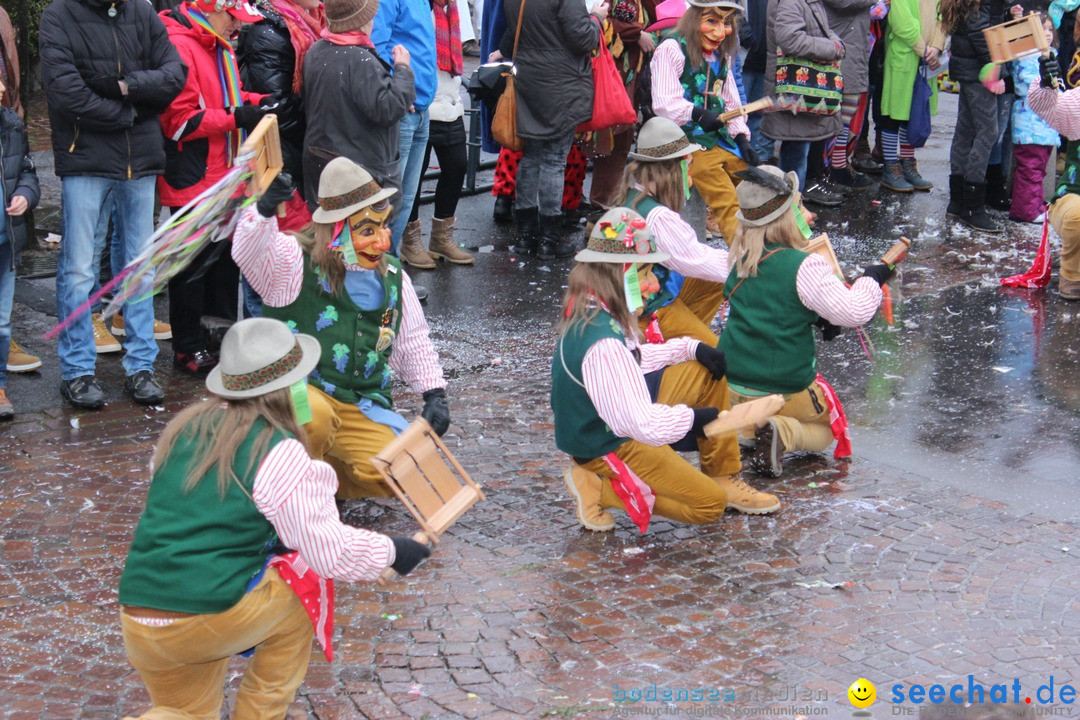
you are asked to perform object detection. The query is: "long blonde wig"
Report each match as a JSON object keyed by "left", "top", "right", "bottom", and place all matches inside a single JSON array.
[
  {"left": 728, "top": 203, "right": 808, "bottom": 278},
  {"left": 558, "top": 262, "right": 641, "bottom": 341},
  {"left": 613, "top": 157, "right": 687, "bottom": 213}
]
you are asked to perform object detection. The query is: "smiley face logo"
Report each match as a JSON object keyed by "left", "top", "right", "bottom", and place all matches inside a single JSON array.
[{"left": 848, "top": 679, "right": 876, "bottom": 708}]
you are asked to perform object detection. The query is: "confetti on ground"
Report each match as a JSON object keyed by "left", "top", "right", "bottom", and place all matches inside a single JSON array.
[
  {"left": 992, "top": 366, "right": 1014, "bottom": 373},
  {"left": 381, "top": 614, "right": 400, "bottom": 621},
  {"left": 871, "top": 200, "right": 882, "bottom": 206},
  {"left": 796, "top": 580, "right": 854, "bottom": 590},
  {"left": 467, "top": 693, "right": 478, "bottom": 699},
  {"left": 623, "top": 547, "right": 646, "bottom": 555},
  {"left": 70, "top": 418, "right": 79, "bottom": 429}
]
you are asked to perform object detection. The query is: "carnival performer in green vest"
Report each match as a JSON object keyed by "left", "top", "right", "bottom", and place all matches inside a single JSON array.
[
  {"left": 118, "top": 317, "right": 431, "bottom": 720},
  {"left": 650, "top": 0, "right": 759, "bottom": 247},
  {"left": 720, "top": 166, "right": 892, "bottom": 477},
  {"left": 553, "top": 207, "right": 779, "bottom": 534},
  {"left": 232, "top": 158, "right": 451, "bottom": 500}
]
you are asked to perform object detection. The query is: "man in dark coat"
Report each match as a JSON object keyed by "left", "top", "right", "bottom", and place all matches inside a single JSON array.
[{"left": 39, "top": 0, "right": 186, "bottom": 409}]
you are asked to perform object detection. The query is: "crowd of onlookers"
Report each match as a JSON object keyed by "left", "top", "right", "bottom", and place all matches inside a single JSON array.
[{"left": 0, "top": 0, "right": 1076, "bottom": 422}]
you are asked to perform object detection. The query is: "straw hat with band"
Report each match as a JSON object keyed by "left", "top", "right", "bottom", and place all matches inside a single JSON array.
[
  {"left": 324, "top": 0, "right": 379, "bottom": 32},
  {"left": 187, "top": 0, "right": 263, "bottom": 22},
  {"left": 311, "top": 157, "right": 397, "bottom": 224},
  {"left": 628, "top": 117, "right": 704, "bottom": 162},
  {"left": 206, "top": 318, "right": 321, "bottom": 399},
  {"left": 733, "top": 165, "right": 801, "bottom": 228},
  {"left": 575, "top": 207, "right": 670, "bottom": 265},
  {"left": 687, "top": 0, "right": 743, "bottom": 11}
]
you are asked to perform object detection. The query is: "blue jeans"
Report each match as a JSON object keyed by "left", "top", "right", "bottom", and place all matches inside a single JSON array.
[
  {"left": 779, "top": 140, "right": 811, "bottom": 191},
  {"left": 390, "top": 109, "right": 431, "bottom": 255},
  {"left": 0, "top": 229, "right": 13, "bottom": 388},
  {"left": 742, "top": 71, "right": 775, "bottom": 161},
  {"left": 518, "top": 132, "right": 575, "bottom": 217},
  {"left": 90, "top": 200, "right": 123, "bottom": 313},
  {"left": 989, "top": 93, "right": 1014, "bottom": 170},
  {"left": 57, "top": 175, "right": 158, "bottom": 380}
]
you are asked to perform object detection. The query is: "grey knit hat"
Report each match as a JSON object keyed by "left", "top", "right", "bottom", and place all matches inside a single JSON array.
[
  {"left": 628, "top": 117, "right": 703, "bottom": 162},
  {"left": 324, "top": 0, "right": 379, "bottom": 32},
  {"left": 734, "top": 165, "right": 801, "bottom": 228}
]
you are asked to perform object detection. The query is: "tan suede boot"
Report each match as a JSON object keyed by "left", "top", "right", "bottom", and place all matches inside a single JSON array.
[
  {"left": 428, "top": 216, "right": 474, "bottom": 265},
  {"left": 563, "top": 466, "right": 615, "bottom": 531},
  {"left": 400, "top": 220, "right": 436, "bottom": 269},
  {"left": 714, "top": 475, "right": 781, "bottom": 514}
]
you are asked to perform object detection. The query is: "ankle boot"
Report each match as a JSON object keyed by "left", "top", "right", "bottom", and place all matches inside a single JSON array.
[
  {"left": 900, "top": 158, "right": 933, "bottom": 191},
  {"left": 881, "top": 161, "right": 914, "bottom": 192},
  {"left": 427, "top": 216, "right": 474, "bottom": 265},
  {"left": 537, "top": 215, "right": 576, "bottom": 260},
  {"left": 399, "top": 219, "right": 436, "bottom": 269},
  {"left": 946, "top": 174, "right": 964, "bottom": 220},
  {"left": 960, "top": 182, "right": 1003, "bottom": 234},
  {"left": 511, "top": 207, "right": 539, "bottom": 255},
  {"left": 493, "top": 195, "right": 514, "bottom": 224},
  {"left": 985, "top": 163, "right": 1011, "bottom": 211}
]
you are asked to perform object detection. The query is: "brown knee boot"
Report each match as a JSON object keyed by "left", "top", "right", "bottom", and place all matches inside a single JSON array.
[
  {"left": 399, "top": 220, "right": 436, "bottom": 269},
  {"left": 427, "top": 216, "right": 474, "bottom": 265}
]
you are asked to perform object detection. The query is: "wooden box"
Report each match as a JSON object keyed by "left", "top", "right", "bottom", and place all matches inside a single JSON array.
[
  {"left": 802, "top": 233, "right": 844, "bottom": 279},
  {"left": 984, "top": 14, "right": 1049, "bottom": 63},
  {"left": 238, "top": 114, "right": 283, "bottom": 193}
]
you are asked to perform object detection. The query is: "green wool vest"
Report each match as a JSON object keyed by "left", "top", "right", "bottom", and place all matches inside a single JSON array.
[
  {"left": 118, "top": 418, "right": 288, "bottom": 614},
  {"left": 719, "top": 246, "right": 820, "bottom": 394},
  {"left": 551, "top": 311, "right": 630, "bottom": 460},
  {"left": 669, "top": 32, "right": 730, "bottom": 150},
  {"left": 264, "top": 257, "right": 405, "bottom": 408},
  {"left": 626, "top": 189, "right": 681, "bottom": 316},
  {"left": 1056, "top": 139, "right": 1080, "bottom": 200}
]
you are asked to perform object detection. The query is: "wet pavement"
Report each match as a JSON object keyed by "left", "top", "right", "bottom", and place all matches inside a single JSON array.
[{"left": 2, "top": 92, "right": 1080, "bottom": 719}]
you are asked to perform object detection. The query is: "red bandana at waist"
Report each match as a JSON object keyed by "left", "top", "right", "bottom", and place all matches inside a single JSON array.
[
  {"left": 268, "top": 552, "right": 335, "bottom": 660},
  {"left": 814, "top": 373, "right": 851, "bottom": 460}
]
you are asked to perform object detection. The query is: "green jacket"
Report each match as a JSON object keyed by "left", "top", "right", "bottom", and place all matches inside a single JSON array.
[{"left": 880, "top": 0, "right": 943, "bottom": 121}]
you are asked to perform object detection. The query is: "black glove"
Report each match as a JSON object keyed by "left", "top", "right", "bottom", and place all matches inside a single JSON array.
[
  {"left": 232, "top": 103, "right": 267, "bottom": 131},
  {"left": 421, "top": 388, "right": 451, "bottom": 436},
  {"left": 814, "top": 316, "right": 842, "bottom": 341},
  {"left": 257, "top": 171, "right": 295, "bottom": 218},
  {"left": 694, "top": 342, "right": 727, "bottom": 380},
  {"left": 862, "top": 263, "right": 895, "bottom": 287},
  {"left": 735, "top": 135, "right": 760, "bottom": 166},
  {"left": 1039, "top": 51, "right": 1061, "bottom": 89},
  {"left": 691, "top": 105, "right": 722, "bottom": 133},
  {"left": 390, "top": 536, "right": 431, "bottom": 576},
  {"left": 690, "top": 407, "right": 720, "bottom": 437},
  {"left": 87, "top": 74, "right": 125, "bottom": 100}
]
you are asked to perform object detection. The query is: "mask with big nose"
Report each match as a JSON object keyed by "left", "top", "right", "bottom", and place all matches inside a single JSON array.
[
  {"left": 700, "top": 8, "right": 735, "bottom": 53},
  {"left": 332, "top": 200, "right": 392, "bottom": 269}
]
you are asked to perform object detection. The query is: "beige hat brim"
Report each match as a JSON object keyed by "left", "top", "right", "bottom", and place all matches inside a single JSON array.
[
  {"left": 311, "top": 186, "right": 398, "bottom": 224},
  {"left": 627, "top": 141, "right": 704, "bottom": 162},
  {"left": 736, "top": 170, "right": 800, "bottom": 227},
  {"left": 205, "top": 333, "right": 322, "bottom": 400},
  {"left": 574, "top": 248, "right": 671, "bottom": 264}
]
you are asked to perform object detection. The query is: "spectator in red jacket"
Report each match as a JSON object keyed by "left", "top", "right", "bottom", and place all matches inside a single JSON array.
[{"left": 159, "top": 0, "right": 273, "bottom": 377}]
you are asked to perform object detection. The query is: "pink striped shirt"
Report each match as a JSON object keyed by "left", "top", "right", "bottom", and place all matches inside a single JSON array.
[
  {"left": 1028, "top": 81, "right": 1080, "bottom": 141},
  {"left": 580, "top": 333, "right": 700, "bottom": 446},
  {"left": 651, "top": 39, "right": 750, "bottom": 140},
  {"left": 794, "top": 254, "right": 882, "bottom": 327},
  {"left": 232, "top": 208, "right": 446, "bottom": 393},
  {"left": 252, "top": 438, "right": 395, "bottom": 581},
  {"left": 645, "top": 204, "right": 732, "bottom": 283}
]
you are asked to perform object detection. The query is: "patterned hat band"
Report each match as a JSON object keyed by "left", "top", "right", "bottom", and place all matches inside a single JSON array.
[
  {"left": 636, "top": 137, "right": 691, "bottom": 158},
  {"left": 319, "top": 180, "right": 383, "bottom": 212},
  {"left": 220, "top": 342, "right": 303, "bottom": 392},
  {"left": 742, "top": 190, "right": 792, "bottom": 221}
]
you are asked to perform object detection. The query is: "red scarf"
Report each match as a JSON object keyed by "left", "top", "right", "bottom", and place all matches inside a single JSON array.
[
  {"left": 432, "top": 0, "right": 463, "bottom": 76},
  {"left": 272, "top": 0, "right": 326, "bottom": 94},
  {"left": 319, "top": 27, "right": 375, "bottom": 47},
  {"left": 814, "top": 374, "right": 851, "bottom": 460}
]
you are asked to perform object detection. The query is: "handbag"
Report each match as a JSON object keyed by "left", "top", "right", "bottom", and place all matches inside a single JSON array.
[
  {"left": 773, "top": 6, "right": 843, "bottom": 116},
  {"left": 907, "top": 61, "right": 933, "bottom": 148},
  {"left": 491, "top": 0, "right": 526, "bottom": 151},
  {"left": 468, "top": 61, "right": 513, "bottom": 113},
  {"left": 578, "top": 38, "right": 638, "bottom": 132}
]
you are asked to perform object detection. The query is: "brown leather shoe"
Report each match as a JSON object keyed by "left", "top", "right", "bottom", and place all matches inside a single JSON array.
[
  {"left": 399, "top": 220, "right": 436, "bottom": 269},
  {"left": 427, "top": 216, "right": 474, "bottom": 265},
  {"left": 563, "top": 466, "right": 615, "bottom": 531},
  {"left": 750, "top": 419, "right": 786, "bottom": 478},
  {"left": 714, "top": 474, "right": 781, "bottom": 514},
  {"left": 1060, "top": 277, "right": 1080, "bottom": 300}
]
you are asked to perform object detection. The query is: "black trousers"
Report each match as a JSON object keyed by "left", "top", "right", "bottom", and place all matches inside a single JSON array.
[
  {"left": 166, "top": 207, "right": 239, "bottom": 353},
  {"left": 409, "top": 117, "right": 468, "bottom": 222}
]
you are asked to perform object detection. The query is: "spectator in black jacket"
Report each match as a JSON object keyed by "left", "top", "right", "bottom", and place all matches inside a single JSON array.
[
  {"left": 739, "top": 0, "right": 773, "bottom": 161},
  {"left": 39, "top": 0, "right": 186, "bottom": 410},
  {"left": 238, "top": 0, "right": 327, "bottom": 197}
]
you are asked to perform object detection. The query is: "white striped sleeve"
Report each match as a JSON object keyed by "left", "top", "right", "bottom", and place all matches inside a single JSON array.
[
  {"left": 651, "top": 39, "right": 695, "bottom": 126},
  {"left": 252, "top": 438, "right": 396, "bottom": 582},
  {"left": 582, "top": 338, "right": 694, "bottom": 446},
  {"left": 231, "top": 206, "right": 304, "bottom": 307},
  {"left": 639, "top": 335, "right": 700, "bottom": 373},
  {"left": 648, "top": 206, "right": 732, "bottom": 283},
  {"left": 721, "top": 67, "right": 750, "bottom": 139},
  {"left": 387, "top": 269, "right": 447, "bottom": 394},
  {"left": 795, "top": 254, "right": 883, "bottom": 327},
  {"left": 1027, "top": 81, "right": 1080, "bottom": 141}
]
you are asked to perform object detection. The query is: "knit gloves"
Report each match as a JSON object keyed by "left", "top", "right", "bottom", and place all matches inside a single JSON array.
[
  {"left": 256, "top": 172, "right": 294, "bottom": 218},
  {"left": 390, "top": 537, "right": 431, "bottom": 576},
  {"left": 422, "top": 388, "right": 451, "bottom": 436}
]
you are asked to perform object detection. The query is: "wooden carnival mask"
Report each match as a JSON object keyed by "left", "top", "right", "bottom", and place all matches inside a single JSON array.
[
  {"left": 342, "top": 201, "right": 392, "bottom": 269},
  {"left": 700, "top": 8, "right": 736, "bottom": 53}
]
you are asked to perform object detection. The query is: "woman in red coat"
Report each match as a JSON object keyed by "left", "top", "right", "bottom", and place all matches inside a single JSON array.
[{"left": 159, "top": 0, "right": 273, "bottom": 376}]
